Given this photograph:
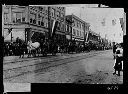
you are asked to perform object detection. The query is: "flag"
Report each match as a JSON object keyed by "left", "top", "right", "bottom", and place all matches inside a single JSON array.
[
  {"left": 112, "top": 19, "right": 116, "bottom": 26},
  {"left": 101, "top": 18, "right": 105, "bottom": 26},
  {"left": 51, "top": 20, "right": 58, "bottom": 39},
  {"left": 51, "top": 20, "right": 56, "bottom": 37},
  {"left": 119, "top": 18, "right": 124, "bottom": 32}
]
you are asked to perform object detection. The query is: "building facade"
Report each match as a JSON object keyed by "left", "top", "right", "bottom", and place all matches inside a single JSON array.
[
  {"left": 3, "top": 5, "right": 49, "bottom": 42},
  {"left": 3, "top": 5, "right": 65, "bottom": 44},
  {"left": 66, "top": 14, "right": 85, "bottom": 44},
  {"left": 48, "top": 6, "right": 66, "bottom": 45},
  {"left": 87, "top": 30, "right": 99, "bottom": 44},
  {"left": 65, "top": 16, "right": 73, "bottom": 43}
]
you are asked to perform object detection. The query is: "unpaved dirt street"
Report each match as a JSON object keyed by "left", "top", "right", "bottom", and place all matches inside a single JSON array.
[{"left": 3, "top": 50, "right": 123, "bottom": 84}]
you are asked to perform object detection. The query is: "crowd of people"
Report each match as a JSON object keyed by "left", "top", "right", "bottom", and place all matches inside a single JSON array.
[{"left": 3, "top": 37, "right": 112, "bottom": 57}]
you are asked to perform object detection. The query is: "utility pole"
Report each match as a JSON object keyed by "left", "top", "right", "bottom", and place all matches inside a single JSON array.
[
  {"left": 2, "top": 5, "right": 4, "bottom": 38},
  {"left": 48, "top": 6, "right": 51, "bottom": 41}
]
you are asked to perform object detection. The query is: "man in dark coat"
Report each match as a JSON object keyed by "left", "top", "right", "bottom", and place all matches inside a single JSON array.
[{"left": 113, "top": 44, "right": 117, "bottom": 59}]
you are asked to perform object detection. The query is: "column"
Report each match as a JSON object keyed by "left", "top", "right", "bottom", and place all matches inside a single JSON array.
[{"left": 2, "top": 5, "right": 4, "bottom": 37}]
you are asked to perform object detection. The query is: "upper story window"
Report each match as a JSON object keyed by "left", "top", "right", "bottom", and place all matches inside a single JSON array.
[
  {"left": 30, "top": 12, "right": 36, "bottom": 24},
  {"left": 66, "top": 24, "right": 68, "bottom": 31},
  {"left": 73, "top": 29, "right": 76, "bottom": 35},
  {"left": 77, "top": 30, "right": 79, "bottom": 36},
  {"left": 12, "top": 12, "right": 26, "bottom": 23},
  {"left": 56, "top": 11, "right": 60, "bottom": 18},
  {"left": 38, "top": 7, "right": 45, "bottom": 12},
  {"left": 51, "top": 8, "right": 55, "bottom": 17},
  {"left": 77, "top": 22, "right": 79, "bottom": 28},
  {"left": 61, "top": 23, "right": 63, "bottom": 31},
  {"left": 72, "top": 19, "right": 75, "bottom": 27},
  {"left": 4, "top": 13, "right": 9, "bottom": 23},
  {"left": 80, "top": 31, "right": 81, "bottom": 36}
]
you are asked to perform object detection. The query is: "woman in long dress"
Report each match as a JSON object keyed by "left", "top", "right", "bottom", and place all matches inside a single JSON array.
[{"left": 113, "top": 43, "right": 123, "bottom": 76}]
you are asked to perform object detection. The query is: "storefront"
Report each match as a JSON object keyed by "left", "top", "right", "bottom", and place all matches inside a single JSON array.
[
  {"left": 4, "top": 28, "right": 25, "bottom": 42},
  {"left": 54, "top": 31, "right": 66, "bottom": 45}
]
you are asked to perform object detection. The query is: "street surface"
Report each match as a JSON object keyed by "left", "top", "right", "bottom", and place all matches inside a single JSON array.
[{"left": 3, "top": 50, "right": 123, "bottom": 84}]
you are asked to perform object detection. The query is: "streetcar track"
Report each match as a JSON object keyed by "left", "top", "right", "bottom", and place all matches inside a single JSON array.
[
  {"left": 3, "top": 55, "right": 60, "bottom": 65},
  {"left": 3, "top": 51, "right": 99, "bottom": 71},
  {"left": 3, "top": 52, "right": 86, "bottom": 65},
  {"left": 4, "top": 51, "right": 104, "bottom": 79}
]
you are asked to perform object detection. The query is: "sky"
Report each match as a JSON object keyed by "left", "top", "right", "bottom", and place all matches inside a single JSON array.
[{"left": 66, "top": 4, "right": 124, "bottom": 43}]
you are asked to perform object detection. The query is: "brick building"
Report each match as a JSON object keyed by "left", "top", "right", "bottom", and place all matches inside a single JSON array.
[
  {"left": 2, "top": 5, "right": 66, "bottom": 44},
  {"left": 48, "top": 6, "right": 66, "bottom": 45},
  {"left": 66, "top": 14, "right": 85, "bottom": 44},
  {"left": 3, "top": 5, "right": 49, "bottom": 42}
]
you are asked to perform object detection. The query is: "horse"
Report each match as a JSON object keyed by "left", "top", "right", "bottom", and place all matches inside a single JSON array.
[{"left": 27, "top": 41, "right": 40, "bottom": 57}]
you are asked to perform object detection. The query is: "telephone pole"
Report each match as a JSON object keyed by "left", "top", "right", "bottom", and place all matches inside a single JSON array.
[{"left": 48, "top": 6, "right": 51, "bottom": 41}]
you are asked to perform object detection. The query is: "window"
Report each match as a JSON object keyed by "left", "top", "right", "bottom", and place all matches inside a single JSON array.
[
  {"left": 46, "top": 22, "right": 48, "bottom": 28},
  {"left": 38, "top": 14, "right": 41, "bottom": 25},
  {"left": 72, "top": 19, "right": 75, "bottom": 27},
  {"left": 77, "top": 30, "right": 79, "bottom": 36},
  {"left": 77, "top": 22, "right": 79, "bottom": 28},
  {"left": 56, "top": 11, "right": 60, "bottom": 18},
  {"left": 83, "top": 24, "right": 84, "bottom": 30},
  {"left": 73, "top": 29, "right": 76, "bottom": 35},
  {"left": 12, "top": 13, "right": 16, "bottom": 23},
  {"left": 39, "top": 7, "right": 43, "bottom": 12},
  {"left": 30, "top": 13, "right": 36, "bottom": 24},
  {"left": 22, "top": 13, "right": 25, "bottom": 22},
  {"left": 62, "top": 24, "right": 65, "bottom": 31},
  {"left": 66, "top": 25, "right": 67, "bottom": 31},
  {"left": 4, "top": 13, "right": 9, "bottom": 23},
  {"left": 51, "top": 8, "right": 55, "bottom": 17},
  {"left": 41, "top": 21, "right": 44, "bottom": 26},
  {"left": 82, "top": 32, "right": 84, "bottom": 37},
  {"left": 16, "top": 13, "right": 22, "bottom": 23},
  {"left": 12, "top": 12, "right": 26, "bottom": 23},
  {"left": 80, "top": 31, "right": 81, "bottom": 36},
  {"left": 69, "top": 26, "right": 71, "bottom": 33}
]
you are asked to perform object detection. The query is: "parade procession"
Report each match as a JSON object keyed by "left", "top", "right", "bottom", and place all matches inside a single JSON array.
[{"left": 3, "top": 4, "right": 125, "bottom": 87}]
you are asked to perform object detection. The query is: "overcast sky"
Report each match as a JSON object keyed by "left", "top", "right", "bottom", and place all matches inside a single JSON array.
[{"left": 66, "top": 5, "right": 124, "bottom": 43}]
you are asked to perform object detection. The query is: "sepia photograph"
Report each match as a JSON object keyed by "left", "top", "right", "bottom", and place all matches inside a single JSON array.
[{"left": 2, "top": 4, "right": 125, "bottom": 92}]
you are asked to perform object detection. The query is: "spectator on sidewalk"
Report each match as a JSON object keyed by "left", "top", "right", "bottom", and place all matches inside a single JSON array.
[
  {"left": 113, "top": 43, "right": 117, "bottom": 59},
  {"left": 113, "top": 43, "right": 123, "bottom": 76}
]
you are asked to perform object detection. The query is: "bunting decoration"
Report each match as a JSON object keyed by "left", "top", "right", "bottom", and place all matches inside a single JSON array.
[
  {"left": 51, "top": 20, "right": 58, "bottom": 39},
  {"left": 51, "top": 20, "right": 56, "bottom": 37}
]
